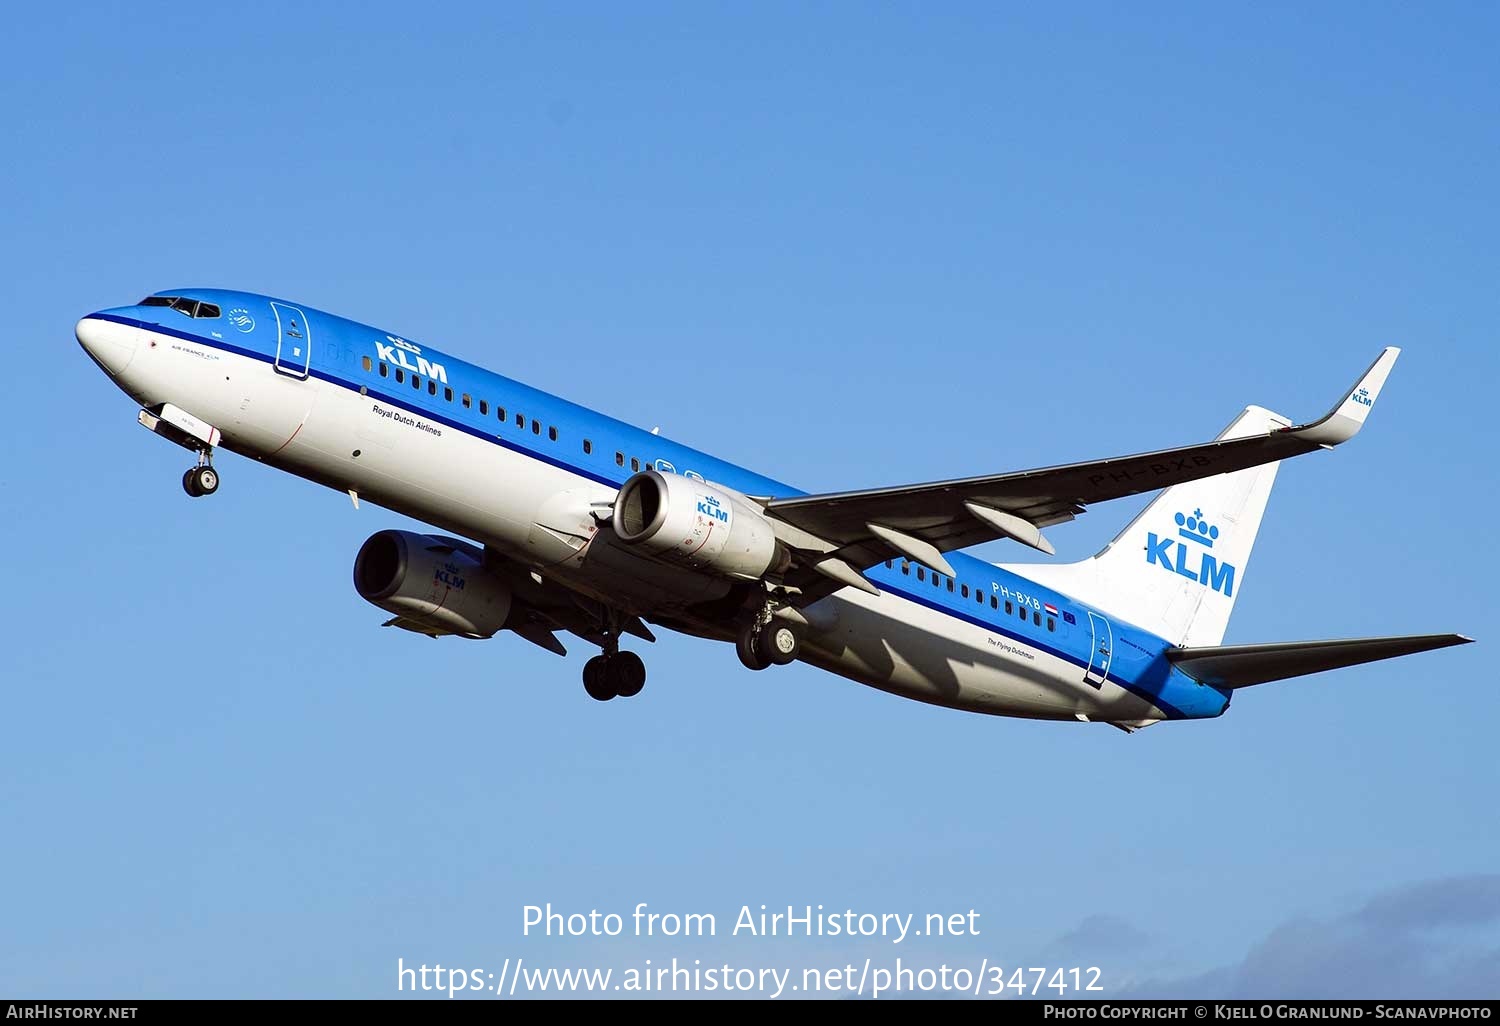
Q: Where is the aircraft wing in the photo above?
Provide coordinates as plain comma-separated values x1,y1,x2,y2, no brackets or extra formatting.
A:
765,348,1398,583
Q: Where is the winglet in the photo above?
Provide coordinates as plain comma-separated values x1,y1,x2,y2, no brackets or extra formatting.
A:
1291,347,1400,446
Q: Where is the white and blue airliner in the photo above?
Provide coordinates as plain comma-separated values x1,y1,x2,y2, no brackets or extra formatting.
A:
76,291,1470,729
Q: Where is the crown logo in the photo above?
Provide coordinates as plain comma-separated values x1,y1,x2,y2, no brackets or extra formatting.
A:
1175,509,1220,548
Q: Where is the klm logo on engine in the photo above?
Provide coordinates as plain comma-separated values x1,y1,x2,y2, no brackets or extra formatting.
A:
696,494,729,524
435,563,466,591
1144,508,1236,596
374,335,448,384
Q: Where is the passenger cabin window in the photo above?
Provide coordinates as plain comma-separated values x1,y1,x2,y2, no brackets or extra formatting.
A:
961,584,969,598
615,452,625,467
497,407,506,422
1005,600,1013,614
479,400,488,416
946,578,954,593
901,561,910,575
533,420,542,436
548,426,558,441
395,368,405,384
463,393,472,409
379,363,388,378
516,413,524,428
1033,610,1042,626
362,356,372,372
1047,617,1056,632
428,380,437,395
917,567,925,582
583,439,593,455
991,595,998,609
630,457,640,471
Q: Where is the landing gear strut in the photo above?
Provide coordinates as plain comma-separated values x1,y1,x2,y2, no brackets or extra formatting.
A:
182,451,219,498
581,616,648,701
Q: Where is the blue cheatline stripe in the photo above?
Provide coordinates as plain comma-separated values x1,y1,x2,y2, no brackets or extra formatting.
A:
95,313,626,490
101,313,1187,719
874,580,1184,719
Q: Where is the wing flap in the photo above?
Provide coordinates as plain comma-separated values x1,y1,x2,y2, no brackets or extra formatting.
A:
1166,633,1472,689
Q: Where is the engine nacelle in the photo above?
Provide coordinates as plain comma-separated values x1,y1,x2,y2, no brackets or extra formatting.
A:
612,470,788,579
353,530,512,638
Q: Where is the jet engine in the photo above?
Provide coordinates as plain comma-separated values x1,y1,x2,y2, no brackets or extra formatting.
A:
353,530,512,638
612,470,789,579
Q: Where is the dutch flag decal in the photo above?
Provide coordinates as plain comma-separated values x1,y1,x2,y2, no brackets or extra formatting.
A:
1044,603,1058,616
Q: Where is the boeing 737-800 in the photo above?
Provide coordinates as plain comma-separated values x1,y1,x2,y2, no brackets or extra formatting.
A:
75,290,1470,730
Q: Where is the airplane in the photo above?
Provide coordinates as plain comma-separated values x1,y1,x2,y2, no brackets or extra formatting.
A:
75,290,1471,730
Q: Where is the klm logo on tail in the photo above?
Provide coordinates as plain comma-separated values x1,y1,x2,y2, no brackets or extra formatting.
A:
1353,387,1373,407
1145,509,1236,596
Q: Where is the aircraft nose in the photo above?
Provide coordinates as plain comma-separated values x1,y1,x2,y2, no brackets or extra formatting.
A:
76,316,138,376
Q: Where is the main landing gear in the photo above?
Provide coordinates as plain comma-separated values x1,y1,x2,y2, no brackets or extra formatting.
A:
582,650,647,702
182,451,219,497
582,616,647,702
736,616,800,672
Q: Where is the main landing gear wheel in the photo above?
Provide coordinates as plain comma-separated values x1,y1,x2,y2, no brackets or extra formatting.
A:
608,651,647,698
582,651,647,701
756,623,800,666
583,656,613,701
737,627,771,671
182,464,218,497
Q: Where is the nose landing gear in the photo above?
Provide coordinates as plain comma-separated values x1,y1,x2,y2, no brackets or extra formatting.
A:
136,403,224,499
182,453,219,497
183,461,219,497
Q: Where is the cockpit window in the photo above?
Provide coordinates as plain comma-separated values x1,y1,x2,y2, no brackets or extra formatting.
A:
139,296,219,318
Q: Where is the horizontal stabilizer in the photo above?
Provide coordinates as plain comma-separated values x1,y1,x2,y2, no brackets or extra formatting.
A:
1167,634,1472,689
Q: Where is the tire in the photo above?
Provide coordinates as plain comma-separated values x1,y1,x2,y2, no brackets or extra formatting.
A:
609,651,646,698
756,623,799,666
182,468,202,497
736,628,770,671
195,466,219,495
583,655,614,701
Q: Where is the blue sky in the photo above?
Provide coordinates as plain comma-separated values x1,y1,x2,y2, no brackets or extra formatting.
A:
3,1,1496,999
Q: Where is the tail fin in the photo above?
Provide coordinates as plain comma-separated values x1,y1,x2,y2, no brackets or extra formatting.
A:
1001,406,1290,647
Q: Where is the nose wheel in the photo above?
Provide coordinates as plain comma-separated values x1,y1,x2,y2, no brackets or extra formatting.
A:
182,464,219,497
182,450,219,498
